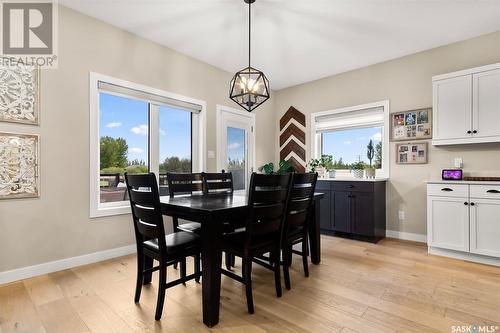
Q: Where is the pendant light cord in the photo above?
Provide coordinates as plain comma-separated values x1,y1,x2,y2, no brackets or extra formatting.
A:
248,0,251,70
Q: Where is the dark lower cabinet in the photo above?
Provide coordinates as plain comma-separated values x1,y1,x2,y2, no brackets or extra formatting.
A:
318,180,386,243
332,191,351,233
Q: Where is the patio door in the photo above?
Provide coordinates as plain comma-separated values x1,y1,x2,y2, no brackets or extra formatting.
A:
217,106,255,190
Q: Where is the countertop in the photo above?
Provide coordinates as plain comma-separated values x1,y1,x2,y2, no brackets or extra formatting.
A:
317,177,388,182
427,180,500,186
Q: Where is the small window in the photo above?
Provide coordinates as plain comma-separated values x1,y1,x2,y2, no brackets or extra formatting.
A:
313,102,389,178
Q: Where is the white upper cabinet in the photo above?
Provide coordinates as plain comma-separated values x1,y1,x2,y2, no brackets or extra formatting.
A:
433,75,472,142
432,63,500,145
473,68,500,140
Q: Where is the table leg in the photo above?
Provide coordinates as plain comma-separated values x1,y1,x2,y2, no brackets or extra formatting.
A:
309,200,321,264
201,214,222,327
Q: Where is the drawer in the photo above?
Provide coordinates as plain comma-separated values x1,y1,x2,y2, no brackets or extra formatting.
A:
316,180,331,191
470,185,500,199
332,182,374,193
427,184,468,197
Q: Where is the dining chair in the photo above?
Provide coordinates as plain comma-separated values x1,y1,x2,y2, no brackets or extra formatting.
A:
282,172,318,290
166,172,204,234
221,173,292,314
202,171,234,195
202,171,237,269
124,172,201,321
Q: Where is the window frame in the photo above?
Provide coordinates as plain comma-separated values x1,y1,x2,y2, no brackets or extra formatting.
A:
310,100,390,179
89,72,206,218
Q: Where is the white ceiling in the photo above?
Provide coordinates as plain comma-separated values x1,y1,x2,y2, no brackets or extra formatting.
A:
61,0,500,90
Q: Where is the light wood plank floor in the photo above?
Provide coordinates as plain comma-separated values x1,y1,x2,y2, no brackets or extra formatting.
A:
1,236,500,333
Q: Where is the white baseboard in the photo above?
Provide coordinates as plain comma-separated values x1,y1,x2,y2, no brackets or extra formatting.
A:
386,230,427,243
0,244,136,285
428,246,500,267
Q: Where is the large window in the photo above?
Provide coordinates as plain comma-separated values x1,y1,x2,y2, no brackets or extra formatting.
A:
312,101,389,178
90,73,205,217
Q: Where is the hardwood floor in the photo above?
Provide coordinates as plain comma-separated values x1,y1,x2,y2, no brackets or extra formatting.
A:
1,236,499,332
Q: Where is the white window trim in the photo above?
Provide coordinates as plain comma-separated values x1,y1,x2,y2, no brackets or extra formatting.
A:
310,100,390,178
89,72,206,218
215,104,256,173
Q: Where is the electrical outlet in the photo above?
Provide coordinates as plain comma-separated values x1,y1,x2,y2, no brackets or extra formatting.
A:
207,150,215,159
454,157,463,168
398,210,405,221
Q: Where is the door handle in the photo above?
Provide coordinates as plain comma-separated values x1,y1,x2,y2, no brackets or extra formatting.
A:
441,188,453,192
467,130,472,134
464,202,469,205
470,202,475,206
486,189,500,194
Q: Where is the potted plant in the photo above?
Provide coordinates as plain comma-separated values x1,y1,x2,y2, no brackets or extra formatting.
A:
258,160,296,175
365,139,376,179
350,161,366,179
307,155,331,178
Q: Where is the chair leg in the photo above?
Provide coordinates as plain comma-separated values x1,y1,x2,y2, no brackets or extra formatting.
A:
155,264,167,321
273,247,282,297
286,244,293,266
302,236,309,278
283,246,291,290
143,255,153,285
225,252,232,270
134,252,144,302
180,258,187,285
194,254,201,283
243,255,254,314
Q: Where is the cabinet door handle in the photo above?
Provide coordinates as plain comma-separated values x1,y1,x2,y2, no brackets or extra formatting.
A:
347,185,354,188
470,202,475,206
473,130,478,134
441,188,453,192
486,189,500,194
467,130,472,134
464,202,469,205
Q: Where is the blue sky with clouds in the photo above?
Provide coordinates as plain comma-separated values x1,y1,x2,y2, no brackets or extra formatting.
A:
322,127,382,164
99,93,192,164
227,127,245,162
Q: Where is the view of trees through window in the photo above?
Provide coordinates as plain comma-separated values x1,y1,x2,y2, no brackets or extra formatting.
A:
321,126,382,170
99,92,192,202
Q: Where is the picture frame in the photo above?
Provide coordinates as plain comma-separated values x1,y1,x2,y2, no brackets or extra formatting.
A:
0,59,40,125
391,108,431,141
396,142,428,164
0,132,40,199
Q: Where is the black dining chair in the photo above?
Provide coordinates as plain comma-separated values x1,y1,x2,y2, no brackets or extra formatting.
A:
202,171,234,195
202,171,238,269
282,172,318,290
124,172,201,321
221,173,292,314
166,173,204,234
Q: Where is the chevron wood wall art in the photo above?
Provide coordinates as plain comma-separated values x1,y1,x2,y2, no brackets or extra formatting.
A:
279,106,306,173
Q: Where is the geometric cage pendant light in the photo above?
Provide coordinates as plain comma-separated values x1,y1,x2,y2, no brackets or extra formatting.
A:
229,0,270,112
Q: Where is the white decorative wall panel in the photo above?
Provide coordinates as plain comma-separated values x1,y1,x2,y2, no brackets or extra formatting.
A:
0,61,39,124
0,133,39,199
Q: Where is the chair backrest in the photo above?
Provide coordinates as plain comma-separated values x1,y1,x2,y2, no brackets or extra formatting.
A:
166,173,203,197
245,173,292,244
202,172,234,195
284,172,318,234
124,172,167,253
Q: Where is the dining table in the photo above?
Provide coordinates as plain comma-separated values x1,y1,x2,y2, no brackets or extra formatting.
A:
158,191,324,327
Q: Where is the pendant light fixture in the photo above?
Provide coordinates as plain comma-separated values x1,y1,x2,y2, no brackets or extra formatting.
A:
229,0,270,112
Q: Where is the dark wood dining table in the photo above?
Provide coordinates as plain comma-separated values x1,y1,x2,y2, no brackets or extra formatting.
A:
158,191,324,327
